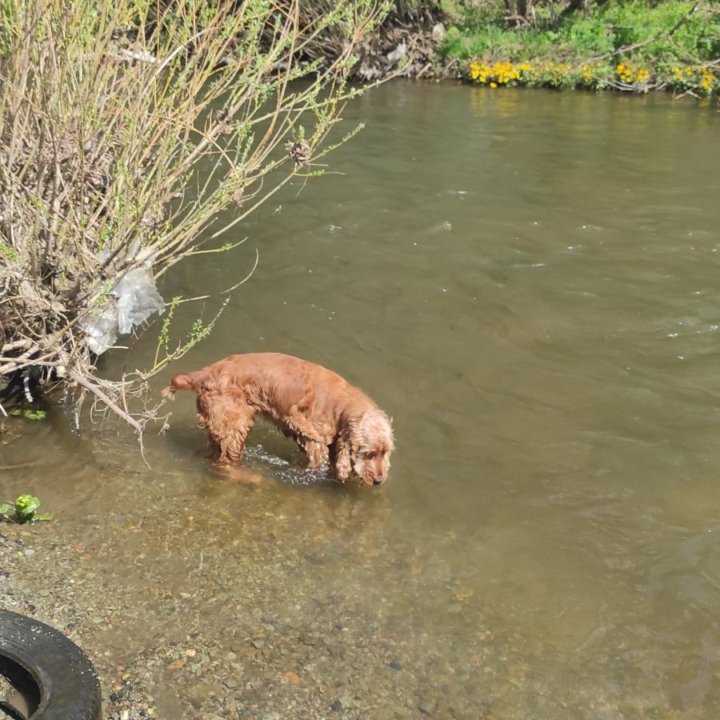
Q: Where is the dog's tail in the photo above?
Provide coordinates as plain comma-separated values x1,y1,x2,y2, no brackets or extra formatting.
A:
161,372,197,400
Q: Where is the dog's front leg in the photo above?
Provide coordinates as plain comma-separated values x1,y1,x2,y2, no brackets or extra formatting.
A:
331,437,353,482
302,440,329,469
285,406,326,443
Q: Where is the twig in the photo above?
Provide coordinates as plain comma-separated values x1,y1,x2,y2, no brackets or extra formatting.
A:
0,460,41,470
68,371,143,433
220,248,259,295
0,339,34,353
107,48,157,64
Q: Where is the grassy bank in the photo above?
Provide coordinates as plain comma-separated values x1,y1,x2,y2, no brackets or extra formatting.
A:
438,0,720,96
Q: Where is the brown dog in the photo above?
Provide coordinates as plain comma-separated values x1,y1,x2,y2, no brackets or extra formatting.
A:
164,353,394,486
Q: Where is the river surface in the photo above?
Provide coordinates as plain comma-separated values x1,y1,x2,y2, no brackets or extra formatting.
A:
3,83,720,718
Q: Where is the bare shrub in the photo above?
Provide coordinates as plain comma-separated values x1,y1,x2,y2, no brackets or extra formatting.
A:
0,0,385,433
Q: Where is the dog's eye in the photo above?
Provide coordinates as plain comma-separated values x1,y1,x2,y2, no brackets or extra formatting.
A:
362,451,377,459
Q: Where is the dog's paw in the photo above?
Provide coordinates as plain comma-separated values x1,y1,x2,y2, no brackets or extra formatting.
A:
212,463,263,487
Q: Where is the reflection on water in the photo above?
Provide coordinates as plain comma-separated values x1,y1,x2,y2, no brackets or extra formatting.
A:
3,84,720,717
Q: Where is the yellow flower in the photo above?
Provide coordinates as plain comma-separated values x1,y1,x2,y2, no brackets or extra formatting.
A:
489,82,497,88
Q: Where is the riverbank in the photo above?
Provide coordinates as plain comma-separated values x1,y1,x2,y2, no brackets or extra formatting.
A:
0,473,492,720
373,0,719,98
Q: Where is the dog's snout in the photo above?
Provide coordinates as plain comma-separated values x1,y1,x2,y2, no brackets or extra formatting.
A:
373,476,385,486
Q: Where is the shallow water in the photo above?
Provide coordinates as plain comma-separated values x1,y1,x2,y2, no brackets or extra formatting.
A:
3,84,720,718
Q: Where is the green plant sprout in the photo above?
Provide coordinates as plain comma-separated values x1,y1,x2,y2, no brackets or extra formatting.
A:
0,495,53,524
9,408,47,421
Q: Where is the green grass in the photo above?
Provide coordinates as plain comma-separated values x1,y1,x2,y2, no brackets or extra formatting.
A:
442,0,720,95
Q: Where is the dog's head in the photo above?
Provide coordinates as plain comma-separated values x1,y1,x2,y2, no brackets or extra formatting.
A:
351,409,394,487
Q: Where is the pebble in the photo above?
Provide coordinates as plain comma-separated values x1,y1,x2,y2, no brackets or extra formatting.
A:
418,697,437,715
283,671,301,686
184,682,214,708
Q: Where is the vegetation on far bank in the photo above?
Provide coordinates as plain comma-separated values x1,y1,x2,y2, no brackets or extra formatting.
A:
436,0,720,95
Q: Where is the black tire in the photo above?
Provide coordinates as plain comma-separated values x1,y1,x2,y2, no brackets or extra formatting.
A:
0,609,102,720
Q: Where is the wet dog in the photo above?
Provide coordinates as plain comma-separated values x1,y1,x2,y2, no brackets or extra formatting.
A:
164,353,394,486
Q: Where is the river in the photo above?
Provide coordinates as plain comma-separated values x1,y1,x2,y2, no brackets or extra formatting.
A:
3,82,720,719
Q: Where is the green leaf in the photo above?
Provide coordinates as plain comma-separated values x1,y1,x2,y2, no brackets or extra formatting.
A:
32,512,54,523
0,504,11,514
23,409,47,421
8,408,47,420
14,495,41,517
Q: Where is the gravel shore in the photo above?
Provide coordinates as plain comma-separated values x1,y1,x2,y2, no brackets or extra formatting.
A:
0,466,497,720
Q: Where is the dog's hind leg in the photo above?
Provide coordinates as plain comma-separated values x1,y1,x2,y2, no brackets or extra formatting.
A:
199,395,256,466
